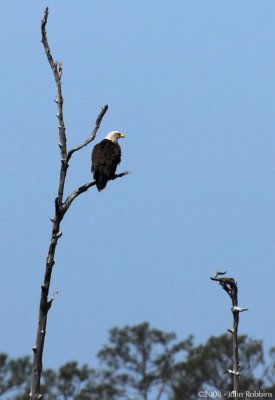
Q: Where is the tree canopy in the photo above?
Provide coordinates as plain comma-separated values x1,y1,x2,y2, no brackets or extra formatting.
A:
1,323,274,400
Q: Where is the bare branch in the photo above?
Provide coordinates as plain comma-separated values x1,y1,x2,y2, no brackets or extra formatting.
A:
47,291,59,309
213,270,227,279
41,7,67,161
62,171,131,213
63,181,97,211
67,105,109,161
41,7,68,209
232,306,248,313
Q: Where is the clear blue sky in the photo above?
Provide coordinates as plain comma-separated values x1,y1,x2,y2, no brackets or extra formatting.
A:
1,0,275,370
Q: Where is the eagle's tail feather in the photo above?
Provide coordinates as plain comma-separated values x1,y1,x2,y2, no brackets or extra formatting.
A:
95,174,108,191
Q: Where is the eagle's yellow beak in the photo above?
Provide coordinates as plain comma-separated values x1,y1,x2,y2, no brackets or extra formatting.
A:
118,132,125,138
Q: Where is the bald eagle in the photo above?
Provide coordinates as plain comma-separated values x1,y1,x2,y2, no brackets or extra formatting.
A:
92,131,125,191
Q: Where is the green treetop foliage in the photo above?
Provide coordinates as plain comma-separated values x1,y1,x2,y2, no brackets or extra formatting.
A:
1,323,274,400
97,322,193,399
172,334,267,399
0,354,31,398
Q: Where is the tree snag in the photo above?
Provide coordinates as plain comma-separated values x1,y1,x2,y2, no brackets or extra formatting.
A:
30,8,129,399
211,271,248,399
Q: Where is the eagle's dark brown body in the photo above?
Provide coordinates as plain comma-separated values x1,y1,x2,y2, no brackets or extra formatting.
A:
92,139,121,191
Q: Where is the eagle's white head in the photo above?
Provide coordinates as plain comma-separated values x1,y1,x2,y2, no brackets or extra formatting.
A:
105,131,125,143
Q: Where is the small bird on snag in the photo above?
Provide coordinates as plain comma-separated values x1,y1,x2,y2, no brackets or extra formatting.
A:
91,130,125,191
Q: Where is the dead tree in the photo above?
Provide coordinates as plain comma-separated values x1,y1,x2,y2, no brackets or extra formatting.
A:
30,8,129,399
211,271,248,398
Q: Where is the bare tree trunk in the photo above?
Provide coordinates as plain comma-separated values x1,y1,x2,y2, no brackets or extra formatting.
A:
30,8,129,398
211,272,248,399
